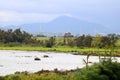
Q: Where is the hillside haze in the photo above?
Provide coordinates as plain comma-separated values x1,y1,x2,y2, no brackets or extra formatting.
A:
3,16,110,35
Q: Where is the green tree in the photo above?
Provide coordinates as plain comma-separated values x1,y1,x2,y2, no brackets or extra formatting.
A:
91,34,102,48
0,29,5,42
101,36,111,47
83,35,92,47
46,37,55,47
67,38,75,47
75,35,85,47
107,34,119,47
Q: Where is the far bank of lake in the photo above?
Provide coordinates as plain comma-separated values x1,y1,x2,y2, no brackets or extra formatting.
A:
0,46,120,56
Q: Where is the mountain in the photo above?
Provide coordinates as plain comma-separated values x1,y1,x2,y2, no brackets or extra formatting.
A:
2,16,112,35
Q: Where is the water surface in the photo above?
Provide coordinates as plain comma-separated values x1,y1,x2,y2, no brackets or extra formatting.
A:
0,50,119,76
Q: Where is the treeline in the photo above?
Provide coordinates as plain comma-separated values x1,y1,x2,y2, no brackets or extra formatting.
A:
0,28,120,48
43,34,120,48
75,34,120,48
0,29,39,46
0,29,31,43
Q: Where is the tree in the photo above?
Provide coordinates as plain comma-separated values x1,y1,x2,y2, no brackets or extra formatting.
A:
91,34,102,48
75,35,85,47
67,38,75,47
0,28,32,44
46,37,55,47
83,35,92,47
115,39,120,47
63,32,73,46
107,34,119,47
13,28,23,42
101,36,111,47
0,29,5,42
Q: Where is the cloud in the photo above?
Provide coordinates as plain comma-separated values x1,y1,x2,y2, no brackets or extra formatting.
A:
0,11,73,25
0,11,21,22
0,0,120,27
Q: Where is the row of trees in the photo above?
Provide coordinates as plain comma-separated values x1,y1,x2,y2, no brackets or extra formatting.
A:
75,34,120,48
45,34,120,48
0,28,120,48
0,29,32,44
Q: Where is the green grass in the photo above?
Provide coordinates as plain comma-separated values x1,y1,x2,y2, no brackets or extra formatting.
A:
1,72,74,80
36,37,50,40
0,46,120,56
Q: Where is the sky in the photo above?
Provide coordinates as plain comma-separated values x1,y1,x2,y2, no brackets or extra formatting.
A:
0,0,120,28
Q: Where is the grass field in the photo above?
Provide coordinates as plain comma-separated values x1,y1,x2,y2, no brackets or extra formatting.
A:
0,46,120,56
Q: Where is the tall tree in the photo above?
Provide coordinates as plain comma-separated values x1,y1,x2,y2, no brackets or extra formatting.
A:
75,35,85,47
83,35,92,47
91,34,102,48
107,34,119,47
46,37,55,47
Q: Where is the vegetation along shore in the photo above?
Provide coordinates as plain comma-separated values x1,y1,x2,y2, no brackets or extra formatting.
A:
0,29,120,56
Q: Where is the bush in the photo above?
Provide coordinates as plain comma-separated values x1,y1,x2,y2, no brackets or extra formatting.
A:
0,76,5,80
4,42,22,47
5,75,22,80
74,61,120,80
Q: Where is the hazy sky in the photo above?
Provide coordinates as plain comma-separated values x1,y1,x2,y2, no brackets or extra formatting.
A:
0,0,120,27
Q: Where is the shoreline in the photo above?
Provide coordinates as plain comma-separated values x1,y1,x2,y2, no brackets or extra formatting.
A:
0,46,120,56
14,69,77,75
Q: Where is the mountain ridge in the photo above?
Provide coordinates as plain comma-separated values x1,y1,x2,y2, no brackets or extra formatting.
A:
1,16,112,36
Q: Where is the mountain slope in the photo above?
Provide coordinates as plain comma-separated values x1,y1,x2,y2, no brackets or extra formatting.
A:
3,16,111,35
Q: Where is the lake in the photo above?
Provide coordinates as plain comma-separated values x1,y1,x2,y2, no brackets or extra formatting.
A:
0,50,119,76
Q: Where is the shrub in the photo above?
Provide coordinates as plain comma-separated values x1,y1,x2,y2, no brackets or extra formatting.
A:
74,61,120,80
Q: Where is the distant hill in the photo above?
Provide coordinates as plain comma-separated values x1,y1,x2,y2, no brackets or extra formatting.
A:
2,16,112,36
